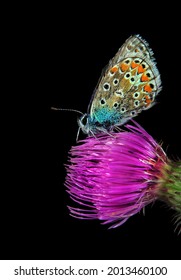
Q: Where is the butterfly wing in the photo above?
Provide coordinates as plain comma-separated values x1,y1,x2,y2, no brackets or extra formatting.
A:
109,34,155,65
88,34,162,129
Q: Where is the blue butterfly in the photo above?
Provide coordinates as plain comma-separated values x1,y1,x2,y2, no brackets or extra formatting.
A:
54,35,161,138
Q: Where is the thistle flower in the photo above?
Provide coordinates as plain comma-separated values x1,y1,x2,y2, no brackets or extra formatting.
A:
65,122,181,231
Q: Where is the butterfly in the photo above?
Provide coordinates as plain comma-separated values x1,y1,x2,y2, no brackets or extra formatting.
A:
77,34,162,136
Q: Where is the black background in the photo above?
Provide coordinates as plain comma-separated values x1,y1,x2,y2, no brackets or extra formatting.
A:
2,6,181,260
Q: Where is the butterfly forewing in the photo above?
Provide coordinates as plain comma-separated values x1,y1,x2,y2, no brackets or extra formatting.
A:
89,35,161,130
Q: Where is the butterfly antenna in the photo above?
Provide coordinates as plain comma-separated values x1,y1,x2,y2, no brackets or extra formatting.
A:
51,107,84,115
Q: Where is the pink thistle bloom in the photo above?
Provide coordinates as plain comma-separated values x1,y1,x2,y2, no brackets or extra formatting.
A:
65,122,181,231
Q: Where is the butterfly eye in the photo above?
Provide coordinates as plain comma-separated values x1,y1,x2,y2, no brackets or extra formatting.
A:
80,115,87,126
134,100,140,107
113,79,119,86
120,107,126,113
100,98,106,105
133,92,140,99
103,83,110,91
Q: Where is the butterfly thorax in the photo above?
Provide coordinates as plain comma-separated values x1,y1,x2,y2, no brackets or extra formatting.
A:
78,107,122,135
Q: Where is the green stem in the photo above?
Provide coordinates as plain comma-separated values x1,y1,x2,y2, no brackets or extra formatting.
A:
157,161,181,212
157,161,181,233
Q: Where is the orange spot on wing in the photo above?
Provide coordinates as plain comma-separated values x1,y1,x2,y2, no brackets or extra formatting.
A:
138,65,146,74
141,74,149,82
145,95,152,106
131,61,139,69
110,66,118,74
144,84,152,93
120,63,129,72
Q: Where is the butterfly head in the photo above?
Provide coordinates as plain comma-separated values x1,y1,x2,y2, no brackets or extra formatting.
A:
78,113,90,135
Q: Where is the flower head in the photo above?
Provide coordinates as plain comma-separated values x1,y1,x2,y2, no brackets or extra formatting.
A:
65,122,181,231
